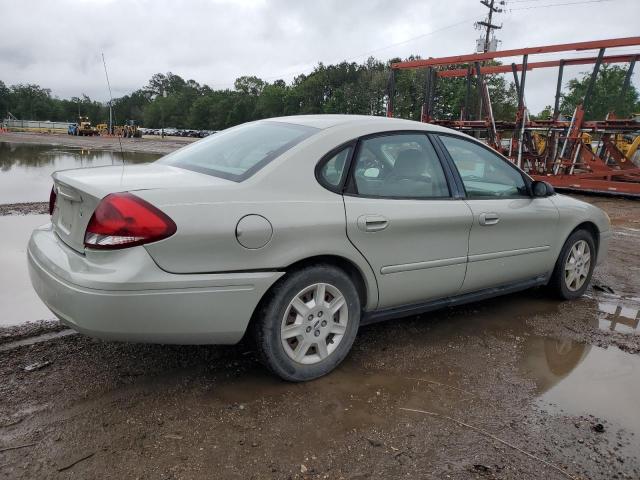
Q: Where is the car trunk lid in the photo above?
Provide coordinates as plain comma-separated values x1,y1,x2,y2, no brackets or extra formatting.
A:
51,164,232,253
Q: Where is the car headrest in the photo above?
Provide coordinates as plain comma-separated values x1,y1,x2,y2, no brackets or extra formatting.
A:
393,149,426,178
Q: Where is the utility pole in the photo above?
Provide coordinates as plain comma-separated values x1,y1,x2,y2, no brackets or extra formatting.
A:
474,1,503,126
477,0,503,54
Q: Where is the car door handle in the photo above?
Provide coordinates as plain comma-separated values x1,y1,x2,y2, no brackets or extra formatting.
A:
357,215,389,232
479,212,500,226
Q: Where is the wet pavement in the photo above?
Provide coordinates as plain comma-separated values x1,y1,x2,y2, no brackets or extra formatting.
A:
1,289,639,479
0,142,160,203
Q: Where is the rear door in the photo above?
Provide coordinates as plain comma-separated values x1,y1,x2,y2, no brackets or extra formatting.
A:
341,132,473,309
435,134,559,293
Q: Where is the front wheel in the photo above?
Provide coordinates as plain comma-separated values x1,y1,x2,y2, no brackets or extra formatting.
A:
252,265,361,382
549,229,596,300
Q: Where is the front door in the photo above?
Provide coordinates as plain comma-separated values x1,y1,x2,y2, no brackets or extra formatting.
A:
436,134,560,293
343,132,473,309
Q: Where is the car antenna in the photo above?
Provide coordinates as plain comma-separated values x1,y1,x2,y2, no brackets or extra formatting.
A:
101,52,126,178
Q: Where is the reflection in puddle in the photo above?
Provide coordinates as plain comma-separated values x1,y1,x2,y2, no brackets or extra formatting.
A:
0,142,160,203
521,335,640,454
598,299,640,334
597,294,640,335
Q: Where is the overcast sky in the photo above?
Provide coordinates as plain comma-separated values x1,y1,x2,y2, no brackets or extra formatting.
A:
1,0,638,113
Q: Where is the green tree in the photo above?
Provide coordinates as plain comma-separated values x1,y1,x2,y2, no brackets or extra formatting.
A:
560,65,640,120
234,76,266,96
0,80,10,117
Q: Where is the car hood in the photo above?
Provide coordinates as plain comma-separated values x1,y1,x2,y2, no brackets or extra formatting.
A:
52,163,231,199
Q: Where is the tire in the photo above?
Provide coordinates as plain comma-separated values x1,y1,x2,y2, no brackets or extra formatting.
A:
252,264,361,382
549,229,596,300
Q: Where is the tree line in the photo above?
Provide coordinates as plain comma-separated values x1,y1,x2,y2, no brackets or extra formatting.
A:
1,56,637,130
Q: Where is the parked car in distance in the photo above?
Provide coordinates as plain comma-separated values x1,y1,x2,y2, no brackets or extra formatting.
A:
28,115,611,381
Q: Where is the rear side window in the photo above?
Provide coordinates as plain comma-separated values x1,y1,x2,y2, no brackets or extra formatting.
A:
439,135,528,198
351,134,450,198
158,121,318,181
319,146,352,189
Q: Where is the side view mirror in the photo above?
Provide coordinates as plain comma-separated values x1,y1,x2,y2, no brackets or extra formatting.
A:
532,180,555,197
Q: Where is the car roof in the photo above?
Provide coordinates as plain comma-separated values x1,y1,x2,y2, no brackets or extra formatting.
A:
267,114,453,133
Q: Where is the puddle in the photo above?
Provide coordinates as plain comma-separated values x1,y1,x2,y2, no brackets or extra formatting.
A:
208,363,467,435
537,344,640,432
521,336,640,454
201,296,640,454
0,215,53,326
0,142,160,203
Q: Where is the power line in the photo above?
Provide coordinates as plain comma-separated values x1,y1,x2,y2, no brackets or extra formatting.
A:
507,0,614,11
207,15,483,89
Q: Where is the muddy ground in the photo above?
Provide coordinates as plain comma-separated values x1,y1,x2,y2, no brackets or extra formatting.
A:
0,131,195,156
1,196,639,479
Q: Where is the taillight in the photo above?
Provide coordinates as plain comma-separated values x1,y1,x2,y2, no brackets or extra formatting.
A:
84,193,177,250
49,186,57,215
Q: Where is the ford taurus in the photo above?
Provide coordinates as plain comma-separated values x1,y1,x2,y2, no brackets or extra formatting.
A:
28,115,611,381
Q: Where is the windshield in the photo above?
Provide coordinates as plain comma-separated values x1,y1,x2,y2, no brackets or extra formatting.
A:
157,121,318,181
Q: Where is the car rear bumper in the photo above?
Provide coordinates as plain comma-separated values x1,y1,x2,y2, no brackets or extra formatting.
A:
28,224,283,344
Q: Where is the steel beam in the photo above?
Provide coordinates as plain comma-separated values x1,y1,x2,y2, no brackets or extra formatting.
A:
553,60,566,120
583,48,606,110
391,36,640,70
437,54,639,78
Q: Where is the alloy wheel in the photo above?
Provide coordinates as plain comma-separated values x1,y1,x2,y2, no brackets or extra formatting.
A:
280,283,349,365
564,239,591,291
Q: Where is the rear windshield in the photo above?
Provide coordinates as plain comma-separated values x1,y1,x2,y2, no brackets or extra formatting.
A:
157,121,318,181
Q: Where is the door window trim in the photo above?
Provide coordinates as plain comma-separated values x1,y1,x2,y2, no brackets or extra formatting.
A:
341,130,459,201
432,133,534,200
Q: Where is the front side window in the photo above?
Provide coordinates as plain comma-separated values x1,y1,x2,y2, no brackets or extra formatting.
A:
439,135,528,198
158,121,318,181
351,134,450,198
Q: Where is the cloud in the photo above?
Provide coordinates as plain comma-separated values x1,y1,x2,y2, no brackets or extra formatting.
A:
1,0,638,113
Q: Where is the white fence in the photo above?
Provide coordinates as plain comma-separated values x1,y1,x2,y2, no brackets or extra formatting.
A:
2,119,73,132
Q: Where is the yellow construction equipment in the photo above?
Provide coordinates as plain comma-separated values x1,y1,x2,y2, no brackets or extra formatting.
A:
74,116,98,136
94,121,141,138
614,134,640,165
531,131,592,156
122,120,141,138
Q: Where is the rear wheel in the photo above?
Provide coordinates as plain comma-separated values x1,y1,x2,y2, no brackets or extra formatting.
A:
252,264,360,381
549,229,596,300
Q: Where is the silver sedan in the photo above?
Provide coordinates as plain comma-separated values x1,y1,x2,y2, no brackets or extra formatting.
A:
28,115,611,381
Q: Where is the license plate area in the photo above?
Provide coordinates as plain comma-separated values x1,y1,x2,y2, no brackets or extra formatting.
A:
56,197,77,234
52,183,84,240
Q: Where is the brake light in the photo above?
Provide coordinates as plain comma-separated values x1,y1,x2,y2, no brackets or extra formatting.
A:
49,186,57,215
84,193,177,249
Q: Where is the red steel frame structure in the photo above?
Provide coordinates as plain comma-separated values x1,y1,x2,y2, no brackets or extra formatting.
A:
386,37,640,196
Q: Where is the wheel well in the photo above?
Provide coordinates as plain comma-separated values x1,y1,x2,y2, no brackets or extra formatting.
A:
283,255,368,308
571,221,600,252
243,255,369,343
